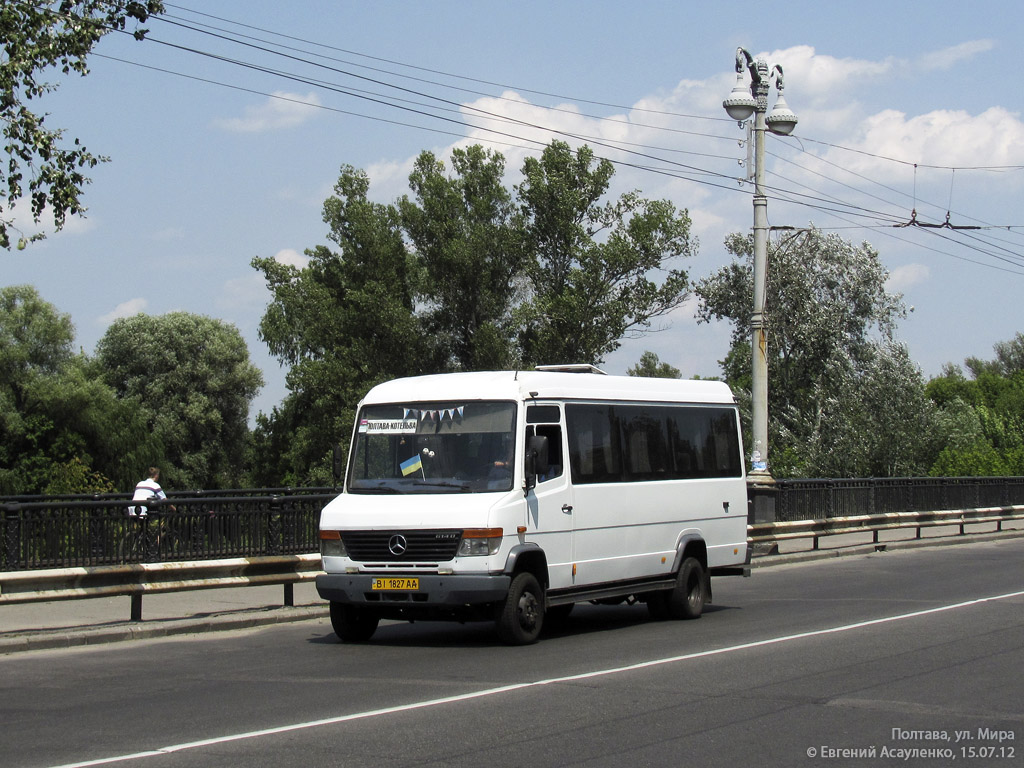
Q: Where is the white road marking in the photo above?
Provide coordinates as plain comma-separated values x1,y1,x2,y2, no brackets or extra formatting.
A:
49,589,1024,768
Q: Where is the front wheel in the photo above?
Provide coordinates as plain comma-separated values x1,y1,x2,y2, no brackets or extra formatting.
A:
329,602,379,642
495,572,544,645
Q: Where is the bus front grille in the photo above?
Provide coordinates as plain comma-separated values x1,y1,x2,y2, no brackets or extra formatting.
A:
340,529,462,562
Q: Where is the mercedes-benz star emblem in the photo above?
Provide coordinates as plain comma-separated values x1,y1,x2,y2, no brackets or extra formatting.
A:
388,534,408,557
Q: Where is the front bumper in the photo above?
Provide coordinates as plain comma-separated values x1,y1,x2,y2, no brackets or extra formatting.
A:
316,572,511,607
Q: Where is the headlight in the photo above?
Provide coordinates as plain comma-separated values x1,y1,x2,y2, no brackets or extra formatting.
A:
319,529,347,557
458,528,502,556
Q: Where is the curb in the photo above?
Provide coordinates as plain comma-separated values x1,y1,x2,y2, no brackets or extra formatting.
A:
751,527,1024,568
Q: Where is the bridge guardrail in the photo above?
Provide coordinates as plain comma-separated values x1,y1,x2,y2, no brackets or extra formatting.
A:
0,553,322,621
3,504,1022,624
749,504,1024,551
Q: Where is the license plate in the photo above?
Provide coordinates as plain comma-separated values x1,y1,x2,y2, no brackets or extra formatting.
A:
371,577,419,591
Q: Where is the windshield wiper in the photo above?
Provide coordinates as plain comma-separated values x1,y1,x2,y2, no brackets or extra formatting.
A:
350,484,403,494
412,480,472,491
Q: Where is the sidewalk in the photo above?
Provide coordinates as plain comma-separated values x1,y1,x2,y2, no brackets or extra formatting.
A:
0,582,329,655
2,523,1021,655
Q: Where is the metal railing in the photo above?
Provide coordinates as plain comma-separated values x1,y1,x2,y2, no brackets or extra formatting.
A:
3,479,1023,622
774,476,1024,522
1,493,336,572
0,487,337,504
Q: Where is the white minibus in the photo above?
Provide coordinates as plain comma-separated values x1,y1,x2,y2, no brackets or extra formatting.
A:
316,366,751,644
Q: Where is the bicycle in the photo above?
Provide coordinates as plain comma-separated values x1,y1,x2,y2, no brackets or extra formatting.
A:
117,509,185,563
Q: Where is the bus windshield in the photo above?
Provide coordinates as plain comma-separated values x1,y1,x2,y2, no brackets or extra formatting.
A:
347,401,517,494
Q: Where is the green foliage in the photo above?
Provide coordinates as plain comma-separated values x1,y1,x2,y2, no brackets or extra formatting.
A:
929,442,1024,477
44,456,116,495
94,312,263,489
516,142,693,365
627,351,682,379
0,285,155,493
1,1,163,248
964,332,1024,378
695,228,940,477
399,146,525,370
773,342,943,478
926,337,1024,476
253,142,695,484
252,165,432,483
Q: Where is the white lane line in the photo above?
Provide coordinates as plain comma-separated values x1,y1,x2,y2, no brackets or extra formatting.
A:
49,589,1024,768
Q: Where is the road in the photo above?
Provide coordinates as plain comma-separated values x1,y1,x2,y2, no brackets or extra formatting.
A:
3,538,1022,768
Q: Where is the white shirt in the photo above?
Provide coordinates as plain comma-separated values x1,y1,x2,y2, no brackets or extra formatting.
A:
130,478,166,516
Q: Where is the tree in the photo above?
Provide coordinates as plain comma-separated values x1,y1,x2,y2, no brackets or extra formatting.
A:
94,312,263,489
252,165,430,484
1,1,163,249
964,332,1024,378
695,227,938,477
926,336,1024,476
516,141,694,366
627,351,681,379
0,285,154,493
399,146,526,370
253,143,698,484
776,342,943,477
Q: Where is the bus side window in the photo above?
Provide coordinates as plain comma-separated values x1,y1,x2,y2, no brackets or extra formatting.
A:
527,424,563,482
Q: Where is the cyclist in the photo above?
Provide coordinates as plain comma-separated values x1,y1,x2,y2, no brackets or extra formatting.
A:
129,467,175,517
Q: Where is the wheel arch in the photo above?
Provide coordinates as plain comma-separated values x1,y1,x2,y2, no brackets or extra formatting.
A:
672,532,708,572
503,543,549,591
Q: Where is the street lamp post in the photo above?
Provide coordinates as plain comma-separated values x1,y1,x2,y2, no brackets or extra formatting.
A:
723,47,797,486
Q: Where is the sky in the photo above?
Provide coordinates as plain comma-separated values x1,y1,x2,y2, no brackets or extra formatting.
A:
5,0,1024,423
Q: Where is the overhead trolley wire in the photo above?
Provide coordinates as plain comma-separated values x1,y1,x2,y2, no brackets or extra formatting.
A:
19,0,1022,274
161,2,733,124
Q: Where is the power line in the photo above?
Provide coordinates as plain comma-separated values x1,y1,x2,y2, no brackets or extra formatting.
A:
25,0,1023,275
161,2,732,124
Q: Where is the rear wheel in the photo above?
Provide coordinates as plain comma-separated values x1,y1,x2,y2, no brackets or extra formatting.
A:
648,556,707,620
329,602,379,642
666,557,706,620
495,572,544,645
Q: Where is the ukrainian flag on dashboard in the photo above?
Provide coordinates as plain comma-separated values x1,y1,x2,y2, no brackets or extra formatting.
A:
400,454,423,476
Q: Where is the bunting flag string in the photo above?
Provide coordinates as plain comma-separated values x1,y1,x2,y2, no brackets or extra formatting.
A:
401,406,467,426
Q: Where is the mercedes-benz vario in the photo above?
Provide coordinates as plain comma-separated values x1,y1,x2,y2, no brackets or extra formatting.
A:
316,366,751,644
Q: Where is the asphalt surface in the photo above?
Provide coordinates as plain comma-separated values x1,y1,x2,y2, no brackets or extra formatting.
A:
1,523,1021,655
3,532,1022,768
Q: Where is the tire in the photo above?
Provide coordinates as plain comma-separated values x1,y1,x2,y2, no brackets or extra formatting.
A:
495,572,544,645
329,601,379,642
665,557,706,620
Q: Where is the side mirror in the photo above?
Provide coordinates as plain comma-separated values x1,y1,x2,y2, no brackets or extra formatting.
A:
524,434,550,491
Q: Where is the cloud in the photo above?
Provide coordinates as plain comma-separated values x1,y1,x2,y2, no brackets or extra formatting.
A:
917,40,995,72
97,298,147,325
763,45,894,104
215,91,322,133
820,106,1024,183
886,264,930,292
273,248,310,269
8,201,98,241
